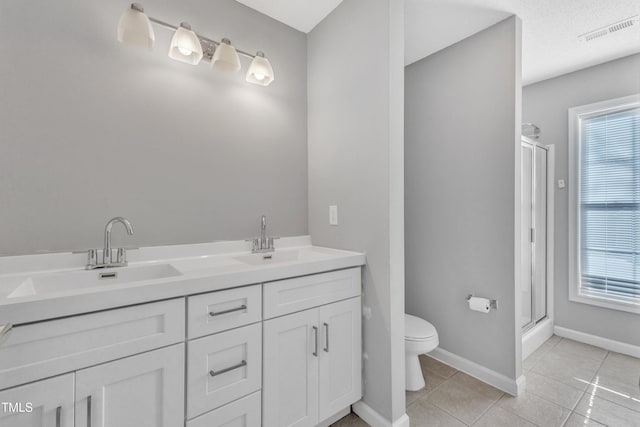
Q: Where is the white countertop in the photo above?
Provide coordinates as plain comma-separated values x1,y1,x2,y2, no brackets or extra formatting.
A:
0,236,365,325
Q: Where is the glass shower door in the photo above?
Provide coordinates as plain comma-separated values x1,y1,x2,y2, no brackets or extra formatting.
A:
521,143,534,329
521,139,548,331
533,146,547,323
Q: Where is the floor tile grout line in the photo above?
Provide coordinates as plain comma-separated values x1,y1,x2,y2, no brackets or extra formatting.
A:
590,349,640,414
425,374,505,427
467,394,509,427
422,376,474,426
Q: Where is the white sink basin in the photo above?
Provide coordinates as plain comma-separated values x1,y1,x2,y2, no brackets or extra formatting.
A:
7,263,182,298
234,250,301,266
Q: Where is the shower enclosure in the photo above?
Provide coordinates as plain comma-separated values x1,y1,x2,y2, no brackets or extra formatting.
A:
521,136,553,333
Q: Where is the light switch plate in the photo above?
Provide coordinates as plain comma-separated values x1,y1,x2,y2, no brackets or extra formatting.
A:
558,179,566,189
329,205,338,226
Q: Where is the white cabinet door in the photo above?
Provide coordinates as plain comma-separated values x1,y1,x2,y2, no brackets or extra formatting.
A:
263,309,319,427
318,297,362,421
74,344,184,427
0,374,74,427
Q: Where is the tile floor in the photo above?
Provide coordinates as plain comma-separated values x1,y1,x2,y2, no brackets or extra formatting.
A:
332,335,640,426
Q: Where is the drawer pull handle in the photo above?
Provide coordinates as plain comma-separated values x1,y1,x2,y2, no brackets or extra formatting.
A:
312,326,318,357
209,360,247,377
55,406,61,427
87,396,92,427
324,322,329,352
209,305,247,317
0,323,12,345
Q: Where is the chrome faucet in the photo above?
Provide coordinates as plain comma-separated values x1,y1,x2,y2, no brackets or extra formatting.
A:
86,217,134,269
260,215,267,249
249,215,277,253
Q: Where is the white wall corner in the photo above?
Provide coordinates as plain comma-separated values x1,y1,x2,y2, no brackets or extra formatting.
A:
353,401,409,427
554,326,640,358
430,348,521,396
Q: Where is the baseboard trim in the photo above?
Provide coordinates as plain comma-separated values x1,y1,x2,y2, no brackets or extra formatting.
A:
392,413,410,427
516,374,527,396
522,318,554,360
554,326,640,358
352,401,409,427
429,348,521,396
317,408,350,427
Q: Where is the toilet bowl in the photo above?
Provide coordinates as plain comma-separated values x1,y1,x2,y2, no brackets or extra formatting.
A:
405,314,439,391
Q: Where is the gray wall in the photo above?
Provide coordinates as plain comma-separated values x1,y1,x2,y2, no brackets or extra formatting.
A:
308,0,406,421
523,54,640,346
0,0,308,256
405,17,523,380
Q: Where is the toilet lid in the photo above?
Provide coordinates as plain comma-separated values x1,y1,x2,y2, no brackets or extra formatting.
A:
405,314,437,340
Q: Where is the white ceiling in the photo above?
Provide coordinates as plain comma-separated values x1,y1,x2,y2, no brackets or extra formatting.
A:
405,0,640,85
237,0,640,85
234,0,344,33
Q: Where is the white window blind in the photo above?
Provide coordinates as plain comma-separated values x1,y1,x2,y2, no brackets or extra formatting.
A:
580,106,640,301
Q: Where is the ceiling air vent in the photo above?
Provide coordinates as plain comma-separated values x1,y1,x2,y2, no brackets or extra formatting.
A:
579,15,639,42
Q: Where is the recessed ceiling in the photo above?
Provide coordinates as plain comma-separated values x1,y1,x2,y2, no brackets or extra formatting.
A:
234,0,344,33
237,0,640,85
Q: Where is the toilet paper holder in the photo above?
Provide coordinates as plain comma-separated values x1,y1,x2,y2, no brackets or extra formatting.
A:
467,294,498,310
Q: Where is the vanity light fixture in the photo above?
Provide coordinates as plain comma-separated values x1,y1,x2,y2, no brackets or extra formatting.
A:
117,3,275,86
246,52,275,86
117,3,155,50
168,22,203,65
211,39,241,72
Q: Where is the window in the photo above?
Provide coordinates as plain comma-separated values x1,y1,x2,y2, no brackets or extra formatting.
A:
569,94,640,313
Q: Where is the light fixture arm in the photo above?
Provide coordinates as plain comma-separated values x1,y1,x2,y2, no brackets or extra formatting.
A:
146,16,258,60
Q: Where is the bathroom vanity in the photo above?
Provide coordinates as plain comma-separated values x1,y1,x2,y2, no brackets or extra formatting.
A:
0,237,365,427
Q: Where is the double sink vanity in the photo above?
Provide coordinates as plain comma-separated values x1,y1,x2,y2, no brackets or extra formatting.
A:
0,232,365,427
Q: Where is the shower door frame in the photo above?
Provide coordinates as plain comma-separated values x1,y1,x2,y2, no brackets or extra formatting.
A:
521,137,555,333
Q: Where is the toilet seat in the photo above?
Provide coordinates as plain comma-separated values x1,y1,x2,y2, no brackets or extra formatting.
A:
405,314,437,342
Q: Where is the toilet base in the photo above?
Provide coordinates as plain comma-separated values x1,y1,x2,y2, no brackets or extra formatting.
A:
405,353,425,391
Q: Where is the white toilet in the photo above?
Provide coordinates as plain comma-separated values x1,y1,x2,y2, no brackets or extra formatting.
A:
405,314,439,391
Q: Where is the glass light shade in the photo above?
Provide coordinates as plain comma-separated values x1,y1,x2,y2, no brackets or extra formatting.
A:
211,39,241,72
168,23,203,65
117,4,155,50
246,52,274,86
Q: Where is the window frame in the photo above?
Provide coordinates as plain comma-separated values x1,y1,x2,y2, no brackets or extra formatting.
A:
568,94,640,314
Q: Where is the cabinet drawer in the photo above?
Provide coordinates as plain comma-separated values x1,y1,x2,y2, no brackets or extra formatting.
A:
187,323,262,418
187,391,261,427
188,285,261,339
0,298,184,390
263,268,361,319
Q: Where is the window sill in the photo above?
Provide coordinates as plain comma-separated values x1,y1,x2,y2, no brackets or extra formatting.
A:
570,291,640,315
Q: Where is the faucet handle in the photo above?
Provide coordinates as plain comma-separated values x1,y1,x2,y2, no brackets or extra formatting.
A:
116,248,127,265
266,237,281,250
86,249,98,269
